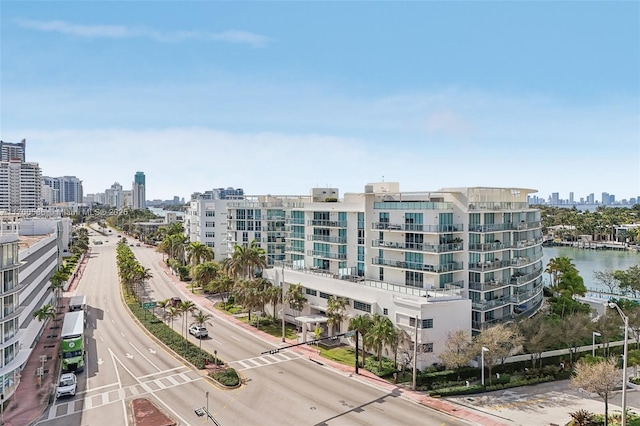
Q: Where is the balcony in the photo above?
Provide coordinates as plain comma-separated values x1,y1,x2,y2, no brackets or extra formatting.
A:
469,220,542,233
308,220,347,228
372,223,464,233
468,242,506,252
472,296,512,311
510,268,543,285
372,240,463,253
468,260,511,271
468,279,510,292
513,237,544,248
285,218,305,225
288,233,305,240
285,246,305,254
372,257,463,273
308,250,347,260
309,235,347,244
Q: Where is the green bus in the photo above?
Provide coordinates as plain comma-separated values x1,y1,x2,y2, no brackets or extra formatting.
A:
61,310,85,372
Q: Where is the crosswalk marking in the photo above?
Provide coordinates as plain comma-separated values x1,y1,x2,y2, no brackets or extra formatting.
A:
229,350,300,371
48,371,202,420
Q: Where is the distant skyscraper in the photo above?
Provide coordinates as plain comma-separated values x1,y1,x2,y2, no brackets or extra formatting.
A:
569,192,574,204
132,171,146,209
588,193,595,204
602,192,610,205
106,182,123,209
0,139,26,162
551,192,560,205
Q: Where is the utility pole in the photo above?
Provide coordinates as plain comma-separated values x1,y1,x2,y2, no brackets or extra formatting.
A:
281,263,286,343
412,316,418,391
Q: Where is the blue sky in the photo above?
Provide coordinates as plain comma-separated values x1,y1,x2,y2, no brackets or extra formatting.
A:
1,1,638,202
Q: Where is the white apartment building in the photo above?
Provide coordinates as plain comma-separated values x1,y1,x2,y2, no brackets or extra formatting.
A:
185,197,233,259
221,183,543,367
0,159,42,211
0,215,70,401
41,176,83,205
105,182,123,209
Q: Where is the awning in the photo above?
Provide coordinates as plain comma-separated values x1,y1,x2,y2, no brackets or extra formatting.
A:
295,314,328,324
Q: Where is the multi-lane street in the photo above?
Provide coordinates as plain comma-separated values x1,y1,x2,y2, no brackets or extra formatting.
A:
37,230,469,425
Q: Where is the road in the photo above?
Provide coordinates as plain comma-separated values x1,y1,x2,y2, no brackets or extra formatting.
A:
37,231,468,425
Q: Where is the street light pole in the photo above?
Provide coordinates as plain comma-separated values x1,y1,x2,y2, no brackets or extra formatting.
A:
609,302,628,426
481,347,489,386
592,331,601,357
281,263,286,343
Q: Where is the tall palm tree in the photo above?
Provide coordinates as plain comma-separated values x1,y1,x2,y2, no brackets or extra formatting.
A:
367,313,396,371
209,273,234,304
348,314,373,367
326,296,349,336
157,298,172,322
186,241,214,266
265,285,282,320
285,283,307,335
49,270,68,309
165,306,181,331
178,300,196,340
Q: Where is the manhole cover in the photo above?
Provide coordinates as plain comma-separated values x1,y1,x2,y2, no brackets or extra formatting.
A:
310,407,316,410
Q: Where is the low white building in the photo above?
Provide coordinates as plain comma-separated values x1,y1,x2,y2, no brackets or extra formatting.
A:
0,215,70,401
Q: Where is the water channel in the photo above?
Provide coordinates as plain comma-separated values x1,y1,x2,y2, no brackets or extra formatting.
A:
542,246,640,291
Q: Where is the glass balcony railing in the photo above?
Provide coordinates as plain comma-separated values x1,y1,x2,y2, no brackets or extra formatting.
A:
372,240,463,253
308,250,347,260
372,257,463,273
468,279,510,292
469,221,542,233
372,223,464,232
308,220,347,228
309,235,347,244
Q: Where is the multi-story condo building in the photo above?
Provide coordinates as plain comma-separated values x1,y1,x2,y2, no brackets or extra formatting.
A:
0,159,42,211
0,140,26,162
223,182,543,367
42,176,83,204
185,197,235,259
132,171,146,210
0,215,70,401
105,182,123,209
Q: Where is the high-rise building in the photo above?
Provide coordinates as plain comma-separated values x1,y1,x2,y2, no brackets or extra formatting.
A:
132,172,146,210
41,176,83,204
569,192,574,204
551,192,560,205
0,159,42,210
0,139,26,162
602,192,610,205
105,182,123,209
587,193,595,204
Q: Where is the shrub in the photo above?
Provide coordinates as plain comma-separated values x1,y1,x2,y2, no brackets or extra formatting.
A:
364,357,396,377
210,368,240,387
569,409,594,426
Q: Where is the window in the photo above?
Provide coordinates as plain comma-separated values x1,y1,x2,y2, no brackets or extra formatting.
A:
205,232,215,238
422,343,434,353
205,211,215,217
205,221,215,228
383,308,388,315
242,232,249,243
405,271,423,288
422,318,433,329
379,267,384,281
319,292,331,299
353,301,371,313
305,288,317,296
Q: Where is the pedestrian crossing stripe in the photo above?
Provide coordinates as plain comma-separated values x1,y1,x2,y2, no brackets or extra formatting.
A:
228,350,299,371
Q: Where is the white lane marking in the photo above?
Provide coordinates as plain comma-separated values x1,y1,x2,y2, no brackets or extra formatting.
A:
99,336,104,342
126,353,134,359
209,337,221,345
231,336,241,341
111,320,115,324
128,341,160,371
120,332,125,337
138,366,185,380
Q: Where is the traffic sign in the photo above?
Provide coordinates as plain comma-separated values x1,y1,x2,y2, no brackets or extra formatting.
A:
142,302,156,310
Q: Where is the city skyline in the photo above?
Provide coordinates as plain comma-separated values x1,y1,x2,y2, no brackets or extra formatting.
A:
1,2,638,200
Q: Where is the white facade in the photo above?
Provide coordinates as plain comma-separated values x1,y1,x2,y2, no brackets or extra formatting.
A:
184,198,232,260
0,159,42,211
105,182,123,209
225,183,543,366
0,215,66,401
41,176,83,204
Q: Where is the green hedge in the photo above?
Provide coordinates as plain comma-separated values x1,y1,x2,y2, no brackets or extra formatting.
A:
210,368,240,387
364,357,396,377
429,375,556,397
127,300,217,369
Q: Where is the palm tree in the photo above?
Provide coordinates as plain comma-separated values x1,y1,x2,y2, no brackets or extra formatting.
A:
186,241,214,266
326,296,349,336
178,300,196,340
265,285,282,320
367,314,396,371
49,270,68,310
209,274,234,304
348,314,373,367
157,298,172,322
192,309,213,350
33,304,56,326
285,283,307,334
165,306,181,331
191,261,219,292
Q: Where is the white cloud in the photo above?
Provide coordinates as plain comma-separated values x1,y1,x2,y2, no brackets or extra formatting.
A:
15,18,272,47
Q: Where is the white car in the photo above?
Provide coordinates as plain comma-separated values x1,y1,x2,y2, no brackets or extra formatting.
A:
56,373,77,398
189,325,208,338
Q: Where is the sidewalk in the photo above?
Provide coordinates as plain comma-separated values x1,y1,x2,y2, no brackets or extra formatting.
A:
4,251,89,426
3,299,66,426
157,259,509,426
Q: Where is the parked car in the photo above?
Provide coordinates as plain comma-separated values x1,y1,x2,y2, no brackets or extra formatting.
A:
170,297,182,307
189,325,208,338
56,373,77,398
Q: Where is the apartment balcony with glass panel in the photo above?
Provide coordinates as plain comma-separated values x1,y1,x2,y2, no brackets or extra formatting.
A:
468,279,510,292
510,267,543,285
372,257,463,273
510,251,543,267
285,246,305,254
372,240,462,253
471,296,512,311
309,235,347,244
469,220,542,233
308,219,347,228
468,259,512,272
286,217,305,225
308,250,347,260
288,232,305,240
372,223,464,233
468,242,507,252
